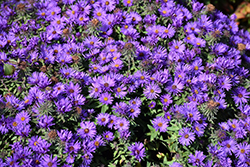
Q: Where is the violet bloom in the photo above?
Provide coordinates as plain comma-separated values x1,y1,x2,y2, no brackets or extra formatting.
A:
179,127,195,146
188,150,206,166
114,117,130,132
99,92,113,105
38,115,55,130
78,121,96,139
170,40,186,53
143,82,161,99
221,138,237,156
128,142,146,162
123,0,133,7
55,97,72,113
103,131,115,141
235,143,250,162
96,113,110,126
57,129,73,142
15,111,30,124
93,135,105,148
40,154,59,167
232,87,250,106
160,94,173,107
152,117,168,132
166,78,184,95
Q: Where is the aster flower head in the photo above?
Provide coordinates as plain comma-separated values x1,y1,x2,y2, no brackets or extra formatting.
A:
179,127,195,146
38,114,55,129
114,117,130,132
152,117,168,132
128,142,146,162
93,135,105,148
232,87,250,106
99,92,113,105
235,143,250,162
166,78,184,95
96,113,110,126
57,129,73,142
143,82,161,99
40,154,59,167
123,0,133,7
103,131,115,141
15,111,30,124
170,40,186,53
188,150,206,167
78,121,96,139
160,94,173,107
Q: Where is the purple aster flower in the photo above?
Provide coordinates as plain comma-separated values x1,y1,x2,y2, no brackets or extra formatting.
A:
28,136,43,152
114,117,130,132
0,115,10,134
65,140,81,154
107,115,118,129
70,93,86,106
37,115,55,130
93,135,105,148
114,84,127,98
66,154,75,164
143,82,161,99
100,74,116,91
149,101,156,109
15,111,30,124
188,150,206,166
103,131,115,141
127,105,141,118
160,94,173,107
170,162,183,167
212,43,229,55
66,81,81,96
55,97,72,113
235,143,250,162
94,8,107,21
220,138,237,156
170,40,186,53
56,52,72,65
78,121,96,139
60,67,76,79
193,123,205,137
232,87,250,106
89,82,102,98
99,92,113,105
57,129,73,142
96,113,110,126
40,154,59,167
123,0,133,7
166,78,184,94
101,0,116,12
128,142,146,162
162,24,175,38
179,127,195,146
152,117,168,132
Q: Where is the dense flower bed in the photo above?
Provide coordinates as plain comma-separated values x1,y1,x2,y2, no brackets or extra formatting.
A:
1,0,250,166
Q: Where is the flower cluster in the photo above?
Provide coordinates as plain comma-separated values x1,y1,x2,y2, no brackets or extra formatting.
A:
0,0,250,166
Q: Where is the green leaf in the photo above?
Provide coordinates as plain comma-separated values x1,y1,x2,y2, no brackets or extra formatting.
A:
4,64,15,76
167,125,180,131
101,104,109,113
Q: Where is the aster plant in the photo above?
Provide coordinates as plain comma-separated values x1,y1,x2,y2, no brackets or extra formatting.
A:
1,0,250,166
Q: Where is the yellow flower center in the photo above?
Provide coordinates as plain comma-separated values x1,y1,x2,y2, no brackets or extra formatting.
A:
97,12,102,16
158,122,163,127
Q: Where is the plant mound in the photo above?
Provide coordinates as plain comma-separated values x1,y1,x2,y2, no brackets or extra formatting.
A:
1,0,250,166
